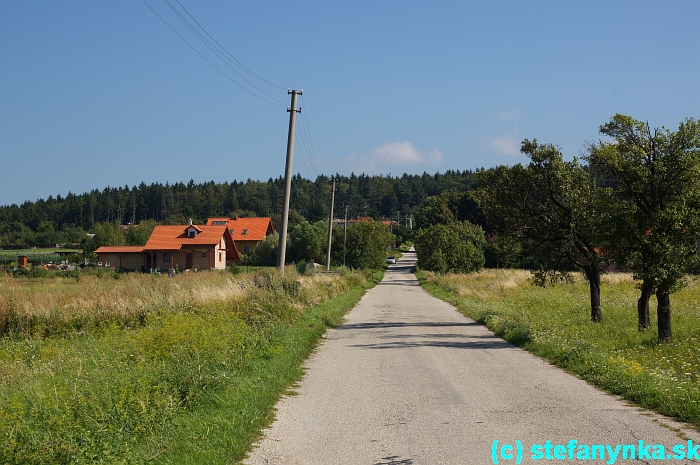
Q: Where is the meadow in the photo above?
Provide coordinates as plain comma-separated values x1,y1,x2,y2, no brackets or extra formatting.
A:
418,269,700,428
0,268,379,464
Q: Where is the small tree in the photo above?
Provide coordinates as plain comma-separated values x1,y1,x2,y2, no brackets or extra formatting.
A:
414,221,486,273
413,195,455,230
245,232,279,266
339,221,394,269
474,140,610,321
290,221,327,264
587,114,700,341
125,220,157,246
92,221,127,248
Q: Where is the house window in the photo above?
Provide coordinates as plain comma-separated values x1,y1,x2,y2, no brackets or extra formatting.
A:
188,230,195,238
242,229,248,235
229,229,234,234
219,252,222,261
163,253,171,262
202,252,207,258
212,221,227,226
243,245,250,254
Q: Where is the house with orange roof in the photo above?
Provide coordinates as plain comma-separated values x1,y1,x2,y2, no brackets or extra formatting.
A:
92,246,146,270
347,216,373,224
95,220,240,271
207,216,274,255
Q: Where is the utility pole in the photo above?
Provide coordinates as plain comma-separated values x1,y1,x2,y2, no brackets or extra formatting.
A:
325,178,336,271
277,89,302,276
343,204,348,267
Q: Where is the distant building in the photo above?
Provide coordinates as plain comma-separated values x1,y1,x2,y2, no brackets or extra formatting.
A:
95,220,240,271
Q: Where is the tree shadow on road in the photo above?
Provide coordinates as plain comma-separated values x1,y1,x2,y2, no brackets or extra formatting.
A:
374,455,413,465
376,279,420,286
338,321,477,330
350,337,513,350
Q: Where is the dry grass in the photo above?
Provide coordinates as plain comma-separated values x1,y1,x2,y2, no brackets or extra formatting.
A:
0,272,245,328
601,272,635,285
423,268,532,299
0,269,363,337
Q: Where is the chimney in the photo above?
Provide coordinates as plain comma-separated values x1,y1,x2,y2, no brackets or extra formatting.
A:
234,214,238,220
188,218,193,226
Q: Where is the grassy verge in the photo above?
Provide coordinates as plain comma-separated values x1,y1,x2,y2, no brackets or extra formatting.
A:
0,269,382,464
416,268,700,428
145,270,383,464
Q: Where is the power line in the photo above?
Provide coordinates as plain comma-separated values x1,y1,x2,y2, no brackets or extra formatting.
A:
295,108,319,178
300,94,322,177
174,0,286,90
162,0,287,105
293,122,312,178
142,0,286,107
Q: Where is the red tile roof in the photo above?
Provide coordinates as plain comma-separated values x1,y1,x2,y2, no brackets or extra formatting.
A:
206,217,274,242
348,216,373,224
95,246,145,253
144,225,230,251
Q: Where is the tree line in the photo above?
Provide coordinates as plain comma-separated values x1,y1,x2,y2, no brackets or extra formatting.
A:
0,171,475,248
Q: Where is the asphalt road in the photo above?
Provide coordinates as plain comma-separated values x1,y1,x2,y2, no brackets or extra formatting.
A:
245,250,699,464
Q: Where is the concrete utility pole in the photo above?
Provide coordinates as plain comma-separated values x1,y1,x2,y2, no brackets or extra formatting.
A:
325,178,336,271
343,204,348,267
277,89,302,276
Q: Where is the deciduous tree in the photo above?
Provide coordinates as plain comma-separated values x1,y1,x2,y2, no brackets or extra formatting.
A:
587,114,700,341
414,221,486,273
474,140,610,321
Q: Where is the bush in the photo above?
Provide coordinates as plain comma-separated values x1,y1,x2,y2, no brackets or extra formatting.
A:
332,221,394,269
414,221,486,273
244,232,279,266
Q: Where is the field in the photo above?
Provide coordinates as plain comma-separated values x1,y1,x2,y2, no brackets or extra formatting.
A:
0,249,80,267
418,269,700,428
0,268,379,464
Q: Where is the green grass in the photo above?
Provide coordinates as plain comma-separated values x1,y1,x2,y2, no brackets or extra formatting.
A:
0,269,382,464
416,269,700,428
144,271,383,464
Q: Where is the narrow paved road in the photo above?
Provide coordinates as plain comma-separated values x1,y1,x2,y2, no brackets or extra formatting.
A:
245,251,699,464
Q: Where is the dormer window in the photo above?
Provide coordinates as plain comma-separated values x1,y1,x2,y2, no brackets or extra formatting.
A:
186,225,198,238
229,229,234,235
212,220,227,226
242,229,248,235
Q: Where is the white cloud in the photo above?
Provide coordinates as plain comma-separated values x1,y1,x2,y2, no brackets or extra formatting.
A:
343,141,442,174
491,134,520,156
374,141,423,163
499,109,523,122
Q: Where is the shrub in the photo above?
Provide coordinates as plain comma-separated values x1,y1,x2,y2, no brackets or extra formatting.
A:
414,221,486,273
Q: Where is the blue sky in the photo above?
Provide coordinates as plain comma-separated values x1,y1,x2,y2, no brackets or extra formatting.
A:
1,1,699,206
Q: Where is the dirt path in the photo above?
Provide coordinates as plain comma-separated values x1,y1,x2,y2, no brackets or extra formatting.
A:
245,251,699,464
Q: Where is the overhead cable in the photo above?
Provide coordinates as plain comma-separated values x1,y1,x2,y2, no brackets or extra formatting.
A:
162,0,287,105
295,108,319,178
142,0,286,107
174,0,287,90
300,94,322,176
294,123,312,178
